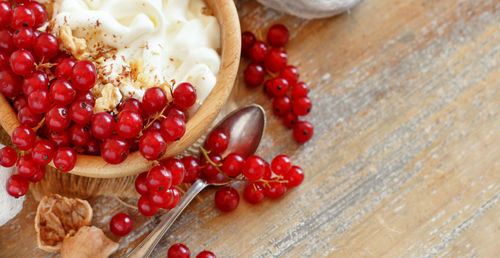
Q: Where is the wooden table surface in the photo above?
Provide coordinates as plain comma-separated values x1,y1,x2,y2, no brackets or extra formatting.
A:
1,0,500,257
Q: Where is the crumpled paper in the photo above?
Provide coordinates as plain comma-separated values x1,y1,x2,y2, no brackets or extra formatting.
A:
257,0,362,19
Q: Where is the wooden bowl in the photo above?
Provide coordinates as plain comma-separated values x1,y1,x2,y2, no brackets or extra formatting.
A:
0,0,241,178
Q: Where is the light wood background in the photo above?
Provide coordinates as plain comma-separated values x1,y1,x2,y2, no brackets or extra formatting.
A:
1,0,500,257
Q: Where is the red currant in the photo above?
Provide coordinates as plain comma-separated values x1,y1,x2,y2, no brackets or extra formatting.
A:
22,70,48,96
90,112,115,139
292,96,312,116
25,1,47,28
84,137,100,155
271,155,292,176
27,89,50,114
291,81,309,99
162,158,185,186
71,60,96,91
118,98,142,113
109,213,133,236
10,49,35,75
264,182,287,199
17,106,41,127
12,125,35,151
272,96,291,116
168,243,190,258
0,146,17,167
279,65,299,86
69,124,91,146
0,29,14,53
6,174,29,198
75,91,95,106
135,171,149,195
0,1,11,27
137,195,159,217
70,100,93,125
293,121,314,143
46,105,71,132
267,24,289,47
244,63,265,88
101,136,129,164
268,77,289,97
221,153,244,177
214,186,239,212
173,82,197,109
29,165,45,182
16,154,38,178
164,104,186,121
204,130,229,154
142,87,167,114
139,130,167,160
181,156,201,184
242,155,266,180
12,95,27,112
116,110,143,139
0,70,21,98
148,189,171,207
200,152,222,180
49,130,70,148
162,187,181,209
55,58,75,80
11,5,35,29
160,116,185,142
53,147,77,172
243,183,265,204
33,33,59,60
264,48,287,72
146,165,172,192
241,31,256,57
13,27,35,49
196,250,216,258
248,41,267,63
31,140,55,165
286,166,304,187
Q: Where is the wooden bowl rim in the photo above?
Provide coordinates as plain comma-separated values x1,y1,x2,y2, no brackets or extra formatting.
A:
0,0,241,178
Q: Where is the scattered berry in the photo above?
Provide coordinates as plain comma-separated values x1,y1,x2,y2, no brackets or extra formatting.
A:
109,213,133,236
173,82,197,109
168,243,190,258
196,250,216,258
293,121,314,143
0,146,17,167
267,24,289,47
214,186,239,212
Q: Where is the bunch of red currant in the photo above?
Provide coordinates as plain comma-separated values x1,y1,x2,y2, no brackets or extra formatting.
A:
242,24,314,144
168,243,215,258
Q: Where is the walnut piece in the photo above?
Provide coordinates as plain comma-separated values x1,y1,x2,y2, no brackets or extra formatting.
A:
59,25,90,60
34,194,93,252
60,226,119,258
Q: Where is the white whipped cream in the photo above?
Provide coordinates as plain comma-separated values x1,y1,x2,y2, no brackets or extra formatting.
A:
45,0,220,112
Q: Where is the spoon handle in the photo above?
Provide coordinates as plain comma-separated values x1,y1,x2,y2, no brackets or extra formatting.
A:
128,179,208,258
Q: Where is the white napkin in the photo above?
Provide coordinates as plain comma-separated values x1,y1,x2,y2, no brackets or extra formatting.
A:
0,144,25,227
257,0,362,19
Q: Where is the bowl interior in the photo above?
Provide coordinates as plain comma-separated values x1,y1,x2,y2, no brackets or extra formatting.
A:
0,0,241,178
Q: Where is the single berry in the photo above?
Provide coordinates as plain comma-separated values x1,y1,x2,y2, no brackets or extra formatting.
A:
280,65,299,86
181,156,201,184
137,195,159,217
267,24,289,47
116,110,143,139
139,130,167,160
70,100,93,125
291,81,309,99
46,105,71,132
293,121,314,143
53,147,77,172
200,152,222,180
34,33,59,60
264,182,287,199
6,174,29,198
173,82,197,109
271,155,292,176
242,155,266,181
268,77,289,97
148,189,172,207
29,165,45,182
119,98,142,113
101,136,129,164
22,70,48,96
25,1,47,28
244,63,265,88
69,124,91,146
286,166,304,187
146,165,172,191
71,60,97,91
0,70,21,98
12,125,35,151
248,41,267,63
109,213,133,236
204,130,229,154
168,243,190,258
27,89,51,114
264,48,288,72
142,87,167,114
10,49,35,75
49,130,70,148
16,154,38,179
11,5,35,29
31,140,55,165
91,112,115,139
272,96,291,116
17,106,42,127
214,186,239,212
13,27,35,49
196,250,216,258
292,96,312,116
0,1,11,27
162,158,185,186
162,187,181,209
241,31,256,56
164,105,186,121
135,171,149,195
222,153,244,177
0,146,17,167
160,116,186,142
75,91,95,106
243,183,265,204
55,58,75,79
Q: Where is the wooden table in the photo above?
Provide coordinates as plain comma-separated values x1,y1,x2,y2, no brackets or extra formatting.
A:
1,0,500,256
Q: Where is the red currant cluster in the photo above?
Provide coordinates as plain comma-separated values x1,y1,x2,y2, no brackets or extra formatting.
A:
0,1,198,198
168,243,215,258
242,24,314,143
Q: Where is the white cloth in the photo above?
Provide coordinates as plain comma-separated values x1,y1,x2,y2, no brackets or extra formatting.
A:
257,0,362,19
0,144,25,227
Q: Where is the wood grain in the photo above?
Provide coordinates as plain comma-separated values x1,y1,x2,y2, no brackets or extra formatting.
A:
1,0,500,257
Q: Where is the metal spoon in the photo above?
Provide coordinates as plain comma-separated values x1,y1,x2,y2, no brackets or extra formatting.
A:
129,104,266,257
